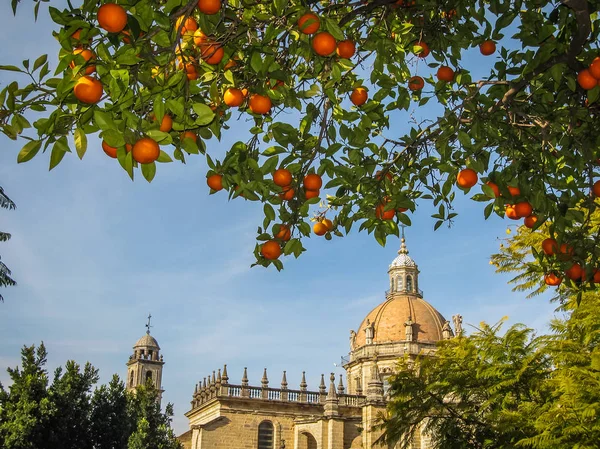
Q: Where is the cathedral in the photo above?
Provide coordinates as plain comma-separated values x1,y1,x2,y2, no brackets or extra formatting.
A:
127,237,463,449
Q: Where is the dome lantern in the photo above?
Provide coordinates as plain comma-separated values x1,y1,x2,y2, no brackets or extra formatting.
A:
388,233,421,297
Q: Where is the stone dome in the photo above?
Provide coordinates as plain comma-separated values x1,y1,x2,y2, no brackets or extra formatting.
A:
389,252,416,269
354,295,447,347
134,334,160,349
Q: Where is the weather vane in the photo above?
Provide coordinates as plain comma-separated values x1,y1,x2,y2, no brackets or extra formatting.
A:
145,313,153,335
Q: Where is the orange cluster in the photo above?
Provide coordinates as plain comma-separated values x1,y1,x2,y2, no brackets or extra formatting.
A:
541,238,600,286
577,57,600,90
297,12,356,59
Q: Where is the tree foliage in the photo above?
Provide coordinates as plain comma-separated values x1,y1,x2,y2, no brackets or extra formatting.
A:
4,0,600,285
0,186,16,302
0,343,182,449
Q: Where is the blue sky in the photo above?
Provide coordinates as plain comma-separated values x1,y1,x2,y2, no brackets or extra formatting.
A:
0,2,558,435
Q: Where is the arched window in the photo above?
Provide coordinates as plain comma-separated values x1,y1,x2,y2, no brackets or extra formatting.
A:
130,371,134,387
396,276,403,291
146,370,153,383
258,421,274,449
406,275,413,292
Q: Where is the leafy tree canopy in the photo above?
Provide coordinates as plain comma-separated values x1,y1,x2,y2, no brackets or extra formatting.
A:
4,0,600,290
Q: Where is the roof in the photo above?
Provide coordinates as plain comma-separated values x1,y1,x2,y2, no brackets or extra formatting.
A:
389,237,417,269
133,333,160,349
354,295,447,347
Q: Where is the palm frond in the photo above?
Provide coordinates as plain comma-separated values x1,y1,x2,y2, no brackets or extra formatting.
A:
0,186,16,210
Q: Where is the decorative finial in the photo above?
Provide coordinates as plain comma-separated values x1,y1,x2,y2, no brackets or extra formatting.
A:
145,313,153,335
242,367,249,386
319,374,326,394
398,226,408,255
262,368,269,388
300,371,307,391
281,371,288,389
337,374,345,395
222,364,229,384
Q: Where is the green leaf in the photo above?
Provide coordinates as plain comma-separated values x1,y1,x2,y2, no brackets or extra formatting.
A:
264,204,275,221
0,65,22,72
17,140,42,163
33,54,47,72
141,162,157,182
93,110,117,130
156,150,173,163
192,103,215,126
74,128,87,160
250,52,263,74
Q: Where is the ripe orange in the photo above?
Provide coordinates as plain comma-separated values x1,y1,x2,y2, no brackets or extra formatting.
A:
74,76,103,104
158,114,173,132
71,29,82,40
544,272,562,286
485,181,499,197
224,59,237,70
275,224,291,241
322,219,333,231
70,48,96,75
187,70,198,81
336,40,356,58
375,170,393,182
279,187,295,201
298,13,320,35
592,180,600,197
541,238,558,256
313,222,328,236
436,66,454,82
565,263,584,280
176,16,198,34
593,268,600,283
505,205,519,220
207,173,223,191
514,201,533,218
524,215,538,228
198,0,221,15
456,168,478,189
102,141,118,158
350,87,368,106
200,43,224,64
303,173,322,190
97,3,128,34
249,94,272,114
376,204,395,220
261,240,281,260
132,137,160,164
181,131,197,142
312,32,336,57
193,29,208,45
223,88,244,107
273,168,293,187
305,189,320,200
577,69,597,90
557,243,573,261
589,57,600,79
414,41,430,58
479,40,496,56
408,76,424,91
507,186,521,197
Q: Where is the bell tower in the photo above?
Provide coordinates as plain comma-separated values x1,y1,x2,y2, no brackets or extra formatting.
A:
388,230,421,297
126,314,165,404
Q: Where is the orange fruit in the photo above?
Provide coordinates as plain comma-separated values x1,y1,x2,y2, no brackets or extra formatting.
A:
350,87,368,106
593,268,600,283
544,272,562,286
181,131,197,142
158,114,173,132
505,205,519,220
71,29,82,40
485,181,500,197
541,238,558,256
73,76,103,104
565,263,584,280
557,243,573,261
207,173,223,191
223,88,244,107
375,170,393,181
102,141,118,158
275,224,291,241
456,168,478,188
298,13,320,35
198,0,221,15
193,29,209,45
273,168,293,187
414,41,430,58
132,137,160,164
249,94,272,114
279,187,295,201
312,32,336,57
479,40,496,56
408,76,424,91
70,48,96,75
303,173,322,190
436,66,454,82
224,59,237,70
593,180,600,197
577,69,597,90
97,3,128,34
261,240,281,260
322,219,333,231
336,40,356,58
313,222,328,236
176,16,198,34
514,201,533,218
376,204,395,220
187,70,198,81
305,189,320,200
589,57,600,79
200,43,224,65
524,215,538,228
507,186,521,197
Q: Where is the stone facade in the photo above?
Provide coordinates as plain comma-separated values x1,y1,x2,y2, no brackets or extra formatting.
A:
179,237,461,449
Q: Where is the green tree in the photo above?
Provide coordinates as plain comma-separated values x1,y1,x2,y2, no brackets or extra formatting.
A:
4,0,600,288
0,186,16,301
90,375,134,449
379,322,553,449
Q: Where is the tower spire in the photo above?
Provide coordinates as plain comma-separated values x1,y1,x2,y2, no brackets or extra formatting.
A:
145,313,153,335
398,225,408,255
